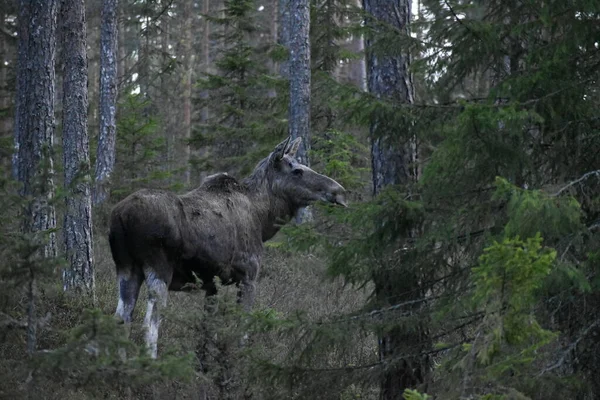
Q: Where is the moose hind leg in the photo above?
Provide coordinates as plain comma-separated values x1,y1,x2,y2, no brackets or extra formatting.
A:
143,270,169,359
115,269,144,329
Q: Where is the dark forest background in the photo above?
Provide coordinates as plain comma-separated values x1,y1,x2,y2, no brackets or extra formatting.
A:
0,0,599,399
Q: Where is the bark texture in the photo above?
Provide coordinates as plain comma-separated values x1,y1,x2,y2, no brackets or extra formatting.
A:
364,0,416,195
363,0,427,398
93,0,118,205
277,0,290,78
14,0,59,353
181,0,195,186
60,0,95,296
288,0,311,223
349,0,366,91
288,0,311,166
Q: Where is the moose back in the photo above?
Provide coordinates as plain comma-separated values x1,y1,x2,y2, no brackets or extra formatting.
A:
109,137,347,358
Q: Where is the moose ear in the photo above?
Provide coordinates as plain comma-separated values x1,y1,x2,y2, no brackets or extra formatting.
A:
286,137,302,157
272,136,292,161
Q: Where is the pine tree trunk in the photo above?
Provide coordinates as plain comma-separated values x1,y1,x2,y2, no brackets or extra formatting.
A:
288,0,311,165
349,0,366,91
160,12,173,176
60,0,95,297
15,0,58,254
288,0,311,222
200,0,210,123
86,3,101,147
277,0,290,78
118,3,126,86
12,2,28,181
93,0,118,205
15,0,59,354
0,13,11,140
364,0,416,194
181,0,195,187
363,0,427,398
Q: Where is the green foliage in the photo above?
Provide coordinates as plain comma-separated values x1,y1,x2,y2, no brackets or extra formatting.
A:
403,388,431,400
494,177,583,241
472,235,557,363
311,129,370,190
321,186,423,285
35,309,194,389
3,0,600,398
311,0,361,73
193,0,285,176
112,94,171,199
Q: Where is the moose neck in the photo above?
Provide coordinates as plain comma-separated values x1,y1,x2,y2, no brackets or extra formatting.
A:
242,165,300,242
259,191,298,241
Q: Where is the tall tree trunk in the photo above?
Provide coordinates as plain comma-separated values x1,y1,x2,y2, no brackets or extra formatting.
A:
0,12,11,140
15,0,59,353
86,3,101,146
277,0,290,78
365,0,416,194
267,0,278,98
181,0,195,187
12,3,27,181
201,0,210,117
160,10,173,176
288,0,311,222
93,0,118,205
349,0,366,91
288,0,310,165
60,0,95,297
363,0,427,398
118,2,126,88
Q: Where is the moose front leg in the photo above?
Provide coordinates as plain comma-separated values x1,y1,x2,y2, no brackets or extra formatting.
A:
238,277,256,313
232,254,260,350
233,254,261,313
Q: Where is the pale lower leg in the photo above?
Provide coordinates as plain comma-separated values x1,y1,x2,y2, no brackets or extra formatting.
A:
115,272,143,330
237,279,256,346
237,279,256,313
115,273,143,361
144,273,168,359
144,298,159,358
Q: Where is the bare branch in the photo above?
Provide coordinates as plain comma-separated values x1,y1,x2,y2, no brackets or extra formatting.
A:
553,170,600,197
536,318,600,377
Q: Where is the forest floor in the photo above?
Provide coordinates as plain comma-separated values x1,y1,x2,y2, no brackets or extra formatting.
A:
0,219,375,400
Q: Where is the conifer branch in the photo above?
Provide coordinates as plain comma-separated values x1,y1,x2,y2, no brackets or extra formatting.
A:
443,0,479,40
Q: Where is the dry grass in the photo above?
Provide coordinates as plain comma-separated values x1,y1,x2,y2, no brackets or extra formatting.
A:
0,222,376,400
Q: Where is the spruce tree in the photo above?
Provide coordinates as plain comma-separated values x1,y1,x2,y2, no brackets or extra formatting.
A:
192,0,286,176
252,0,600,399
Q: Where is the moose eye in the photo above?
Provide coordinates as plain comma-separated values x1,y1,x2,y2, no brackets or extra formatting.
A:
292,168,303,176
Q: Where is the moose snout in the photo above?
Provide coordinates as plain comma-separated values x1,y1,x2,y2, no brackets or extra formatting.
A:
327,183,348,207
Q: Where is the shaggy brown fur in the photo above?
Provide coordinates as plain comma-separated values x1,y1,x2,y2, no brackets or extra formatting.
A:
109,137,346,357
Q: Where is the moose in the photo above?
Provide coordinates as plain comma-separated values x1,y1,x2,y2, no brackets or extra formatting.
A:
109,137,347,358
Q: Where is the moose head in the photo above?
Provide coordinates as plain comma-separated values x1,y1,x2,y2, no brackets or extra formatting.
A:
264,136,347,210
